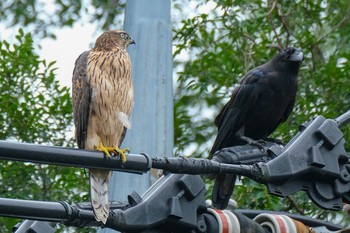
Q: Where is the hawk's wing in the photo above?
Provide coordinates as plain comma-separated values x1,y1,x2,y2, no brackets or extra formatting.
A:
72,51,92,149
119,127,127,147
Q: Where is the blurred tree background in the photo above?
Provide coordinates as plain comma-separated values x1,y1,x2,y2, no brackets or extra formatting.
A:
173,0,350,227
0,0,350,232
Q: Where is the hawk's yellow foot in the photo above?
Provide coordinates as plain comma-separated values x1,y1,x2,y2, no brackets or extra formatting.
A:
113,147,129,163
94,142,129,163
94,142,116,158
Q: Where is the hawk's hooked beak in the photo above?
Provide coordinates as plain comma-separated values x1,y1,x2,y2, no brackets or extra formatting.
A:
129,39,136,45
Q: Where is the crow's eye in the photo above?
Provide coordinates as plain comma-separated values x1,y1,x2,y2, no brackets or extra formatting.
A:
286,48,294,55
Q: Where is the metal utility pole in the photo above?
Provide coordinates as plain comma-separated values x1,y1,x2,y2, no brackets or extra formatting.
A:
100,0,173,232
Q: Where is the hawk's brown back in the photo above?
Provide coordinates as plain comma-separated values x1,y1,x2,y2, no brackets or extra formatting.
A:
72,51,91,149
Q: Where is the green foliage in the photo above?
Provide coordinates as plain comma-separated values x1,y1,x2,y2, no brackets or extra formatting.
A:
174,0,350,225
1,0,350,230
0,0,125,38
0,29,90,232
0,29,73,145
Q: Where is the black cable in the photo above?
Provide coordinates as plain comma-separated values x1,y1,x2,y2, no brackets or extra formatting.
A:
0,140,151,173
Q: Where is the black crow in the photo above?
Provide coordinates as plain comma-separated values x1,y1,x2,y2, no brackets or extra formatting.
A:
209,47,304,209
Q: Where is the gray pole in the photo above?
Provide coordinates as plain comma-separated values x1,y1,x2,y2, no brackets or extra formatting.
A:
99,0,173,232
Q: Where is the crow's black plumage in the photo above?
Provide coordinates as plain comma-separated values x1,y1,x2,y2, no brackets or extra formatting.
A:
209,47,304,209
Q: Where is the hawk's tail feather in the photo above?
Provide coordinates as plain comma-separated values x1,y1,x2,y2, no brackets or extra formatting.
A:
89,169,111,224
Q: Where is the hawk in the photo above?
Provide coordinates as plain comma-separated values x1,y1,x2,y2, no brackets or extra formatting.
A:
72,30,135,224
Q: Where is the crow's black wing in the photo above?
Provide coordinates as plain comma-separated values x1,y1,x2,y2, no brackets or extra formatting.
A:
209,69,265,209
209,69,265,157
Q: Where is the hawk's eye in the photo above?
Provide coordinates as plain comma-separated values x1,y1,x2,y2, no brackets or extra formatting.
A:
120,33,128,39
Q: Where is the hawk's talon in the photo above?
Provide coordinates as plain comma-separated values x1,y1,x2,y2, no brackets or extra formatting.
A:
94,142,129,163
94,144,112,158
114,147,129,164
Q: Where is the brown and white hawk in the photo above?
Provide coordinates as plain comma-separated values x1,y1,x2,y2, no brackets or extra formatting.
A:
72,30,135,224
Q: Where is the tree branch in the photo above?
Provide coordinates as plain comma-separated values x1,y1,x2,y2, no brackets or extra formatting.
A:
267,0,283,49
286,196,305,215
276,4,291,48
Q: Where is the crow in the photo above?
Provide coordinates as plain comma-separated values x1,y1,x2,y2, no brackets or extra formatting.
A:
209,47,304,209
